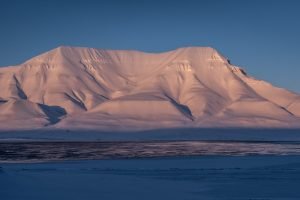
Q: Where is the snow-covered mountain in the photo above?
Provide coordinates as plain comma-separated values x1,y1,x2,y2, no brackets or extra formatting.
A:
0,46,299,131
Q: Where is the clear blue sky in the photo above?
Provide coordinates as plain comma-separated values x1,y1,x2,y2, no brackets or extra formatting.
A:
1,0,299,93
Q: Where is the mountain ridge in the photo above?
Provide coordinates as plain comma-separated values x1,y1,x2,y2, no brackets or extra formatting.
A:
0,46,299,131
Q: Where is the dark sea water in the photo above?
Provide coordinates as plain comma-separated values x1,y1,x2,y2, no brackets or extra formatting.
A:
1,156,300,200
1,129,300,199
1,140,300,162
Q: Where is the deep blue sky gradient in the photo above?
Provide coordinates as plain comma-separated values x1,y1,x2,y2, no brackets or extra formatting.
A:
0,0,299,92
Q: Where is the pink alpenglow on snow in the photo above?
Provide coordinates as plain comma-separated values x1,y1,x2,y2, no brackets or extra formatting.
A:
0,46,299,131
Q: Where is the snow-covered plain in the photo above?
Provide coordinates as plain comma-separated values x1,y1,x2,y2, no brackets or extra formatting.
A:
1,128,300,142
0,46,300,131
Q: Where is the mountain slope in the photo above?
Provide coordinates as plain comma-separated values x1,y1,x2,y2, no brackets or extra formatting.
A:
0,46,299,130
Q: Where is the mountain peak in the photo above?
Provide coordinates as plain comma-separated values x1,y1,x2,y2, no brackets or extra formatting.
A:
0,46,299,130
22,45,229,67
